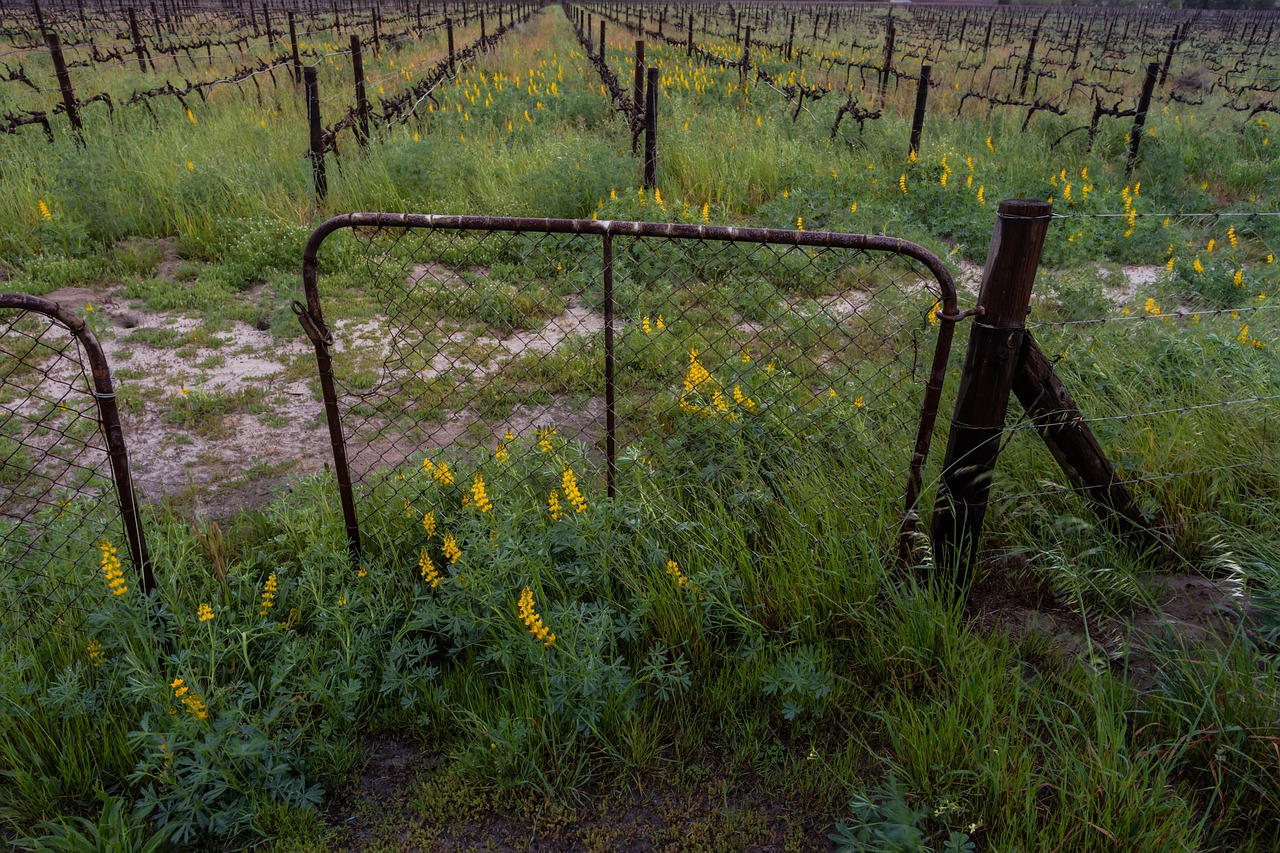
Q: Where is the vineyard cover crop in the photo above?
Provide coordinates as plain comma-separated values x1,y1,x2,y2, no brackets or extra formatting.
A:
2,1,1280,850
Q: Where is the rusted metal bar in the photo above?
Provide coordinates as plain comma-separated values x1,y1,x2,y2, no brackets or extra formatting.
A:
603,231,616,498
0,293,154,594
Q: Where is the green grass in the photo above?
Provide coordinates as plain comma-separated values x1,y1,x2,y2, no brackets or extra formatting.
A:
3,4,1280,850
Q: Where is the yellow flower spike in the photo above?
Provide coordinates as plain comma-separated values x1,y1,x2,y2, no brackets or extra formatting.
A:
38,199,51,221
518,587,555,646
434,462,454,486
186,108,196,125
928,301,940,326
797,216,804,231
1238,324,1250,345
442,532,461,563
87,639,104,667
470,473,494,513
1193,257,1204,274
702,202,709,222
899,174,908,196
259,573,277,616
643,316,652,334
854,395,864,408
495,442,509,464
196,603,214,623
1235,269,1244,288
419,548,440,587
986,135,994,152
1207,239,1216,253
561,467,587,513
656,315,664,329
99,539,127,596
422,510,436,538
548,489,562,521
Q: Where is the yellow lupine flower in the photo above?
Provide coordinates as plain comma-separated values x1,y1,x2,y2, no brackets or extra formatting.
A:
259,573,277,616
197,603,214,623
419,548,440,587
517,587,555,645
100,539,127,596
470,473,493,513
38,199,52,220
561,467,587,513
442,532,461,563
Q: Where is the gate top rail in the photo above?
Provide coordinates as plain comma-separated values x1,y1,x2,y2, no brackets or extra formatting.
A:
300,213,959,336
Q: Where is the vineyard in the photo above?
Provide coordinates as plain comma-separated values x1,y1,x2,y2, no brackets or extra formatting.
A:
3,0,1280,850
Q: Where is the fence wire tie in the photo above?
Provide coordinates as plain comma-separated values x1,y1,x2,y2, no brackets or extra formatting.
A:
89,389,116,401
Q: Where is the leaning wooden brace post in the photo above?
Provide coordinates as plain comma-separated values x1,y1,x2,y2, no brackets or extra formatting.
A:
1010,335,1162,548
931,199,1052,594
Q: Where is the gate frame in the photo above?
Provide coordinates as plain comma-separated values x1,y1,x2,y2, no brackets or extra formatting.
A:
0,292,155,595
295,213,961,563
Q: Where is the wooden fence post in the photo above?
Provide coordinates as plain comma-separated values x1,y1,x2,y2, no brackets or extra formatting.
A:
633,39,645,111
304,65,327,200
643,65,658,189
288,10,302,83
446,17,454,75
350,33,369,146
908,64,930,158
128,7,151,72
930,199,1052,593
1127,63,1159,175
45,32,82,135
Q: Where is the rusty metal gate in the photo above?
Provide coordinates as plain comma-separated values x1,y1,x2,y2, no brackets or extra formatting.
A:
295,214,960,566
0,293,152,642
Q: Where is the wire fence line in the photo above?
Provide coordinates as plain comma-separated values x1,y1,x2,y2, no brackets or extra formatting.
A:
984,209,1280,557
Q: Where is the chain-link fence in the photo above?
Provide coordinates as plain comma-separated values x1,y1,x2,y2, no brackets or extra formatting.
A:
0,293,151,644
294,214,960,567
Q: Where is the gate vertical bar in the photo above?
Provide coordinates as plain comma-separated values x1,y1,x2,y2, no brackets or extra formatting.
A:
603,231,616,498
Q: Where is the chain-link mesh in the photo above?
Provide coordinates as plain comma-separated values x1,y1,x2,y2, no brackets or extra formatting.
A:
0,302,128,644
299,217,957,567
